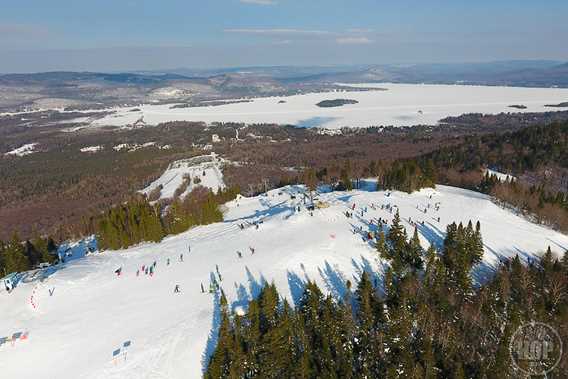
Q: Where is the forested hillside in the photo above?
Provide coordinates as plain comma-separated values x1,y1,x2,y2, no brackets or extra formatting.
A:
206,215,568,378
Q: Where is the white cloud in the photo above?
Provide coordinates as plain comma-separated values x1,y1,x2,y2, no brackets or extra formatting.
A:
239,0,277,5
347,28,374,34
225,28,332,36
336,36,373,45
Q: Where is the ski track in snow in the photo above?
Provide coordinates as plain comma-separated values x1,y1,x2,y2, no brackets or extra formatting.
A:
1,184,568,378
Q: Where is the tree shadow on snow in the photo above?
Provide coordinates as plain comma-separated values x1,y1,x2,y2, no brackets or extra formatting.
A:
224,201,294,223
317,261,348,300
287,270,307,307
245,266,266,299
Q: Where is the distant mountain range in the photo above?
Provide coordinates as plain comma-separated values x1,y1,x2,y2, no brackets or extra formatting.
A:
1,60,567,88
1,60,567,112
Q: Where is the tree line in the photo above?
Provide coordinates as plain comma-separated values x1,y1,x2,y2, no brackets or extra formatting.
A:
94,185,240,251
0,234,58,277
206,214,567,378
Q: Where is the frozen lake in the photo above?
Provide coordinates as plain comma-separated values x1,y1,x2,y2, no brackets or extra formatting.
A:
93,83,568,129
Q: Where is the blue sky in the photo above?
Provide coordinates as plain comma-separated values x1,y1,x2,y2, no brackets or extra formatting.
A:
1,0,567,72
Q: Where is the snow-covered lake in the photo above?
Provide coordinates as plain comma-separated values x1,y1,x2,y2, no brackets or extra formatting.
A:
92,83,568,129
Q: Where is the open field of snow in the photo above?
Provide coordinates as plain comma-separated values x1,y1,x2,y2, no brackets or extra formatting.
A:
3,143,39,157
80,145,104,153
1,184,567,379
141,154,225,201
484,168,517,182
90,83,568,129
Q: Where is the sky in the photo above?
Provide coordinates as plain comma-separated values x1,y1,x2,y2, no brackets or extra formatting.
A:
1,0,568,73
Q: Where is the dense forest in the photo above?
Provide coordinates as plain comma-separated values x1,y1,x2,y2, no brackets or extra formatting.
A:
93,185,240,251
205,214,568,378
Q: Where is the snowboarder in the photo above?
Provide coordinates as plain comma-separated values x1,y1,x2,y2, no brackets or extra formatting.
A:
174,285,180,293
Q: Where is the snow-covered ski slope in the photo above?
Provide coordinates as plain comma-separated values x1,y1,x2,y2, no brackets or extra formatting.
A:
1,184,567,379
141,154,225,201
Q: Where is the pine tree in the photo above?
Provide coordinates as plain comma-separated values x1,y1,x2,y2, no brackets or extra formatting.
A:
407,227,424,272
2,233,29,274
205,291,233,379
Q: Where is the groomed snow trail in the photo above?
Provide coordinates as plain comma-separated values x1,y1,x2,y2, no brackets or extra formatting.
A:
1,184,567,379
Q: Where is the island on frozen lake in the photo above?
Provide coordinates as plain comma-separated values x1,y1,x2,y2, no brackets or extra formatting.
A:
316,99,359,108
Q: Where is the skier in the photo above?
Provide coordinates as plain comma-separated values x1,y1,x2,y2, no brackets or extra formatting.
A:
437,216,441,223
49,287,55,296
249,247,255,255
4,280,11,293
136,270,140,277
174,285,180,293
201,283,205,293
188,244,191,254
149,266,154,277
115,267,122,277
145,267,149,275
180,253,184,262
237,251,242,258
167,258,170,266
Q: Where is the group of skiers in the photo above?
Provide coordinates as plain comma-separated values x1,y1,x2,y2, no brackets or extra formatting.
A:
113,245,192,293
347,196,444,244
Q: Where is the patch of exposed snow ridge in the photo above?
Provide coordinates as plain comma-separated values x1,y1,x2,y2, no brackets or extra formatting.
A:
141,153,226,201
4,143,38,156
80,145,103,153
